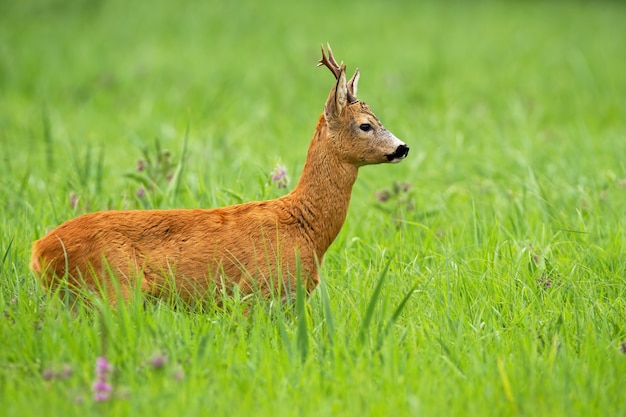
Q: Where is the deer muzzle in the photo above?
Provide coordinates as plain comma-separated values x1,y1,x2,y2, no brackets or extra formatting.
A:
386,143,410,163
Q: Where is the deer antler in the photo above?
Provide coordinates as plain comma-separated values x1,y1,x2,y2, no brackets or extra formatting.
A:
318,43,359,103
317,43,343,79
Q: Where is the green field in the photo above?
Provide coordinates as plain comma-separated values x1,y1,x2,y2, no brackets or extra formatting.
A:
1,0,625,416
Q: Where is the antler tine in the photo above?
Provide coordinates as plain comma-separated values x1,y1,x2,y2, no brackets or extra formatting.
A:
318,43,359,103
326,43,341,70
317,43,343,80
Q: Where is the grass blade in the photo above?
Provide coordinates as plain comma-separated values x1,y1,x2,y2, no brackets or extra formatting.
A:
2,235,14,265
377,283,417,349
295,262,308,361
173,121,189,202
358,257,392,346
318,272,335,346
42,106,54,172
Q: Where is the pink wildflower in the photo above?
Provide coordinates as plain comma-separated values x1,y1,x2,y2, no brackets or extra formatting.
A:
93,356,113,402
270,164,289,189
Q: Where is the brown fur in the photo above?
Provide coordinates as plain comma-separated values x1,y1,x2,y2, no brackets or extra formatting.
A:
30,46,409,305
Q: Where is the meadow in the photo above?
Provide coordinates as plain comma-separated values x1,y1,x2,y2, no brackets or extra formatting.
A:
1,0,625,415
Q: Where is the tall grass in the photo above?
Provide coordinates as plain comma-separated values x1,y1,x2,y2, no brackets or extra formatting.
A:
1,0,625,416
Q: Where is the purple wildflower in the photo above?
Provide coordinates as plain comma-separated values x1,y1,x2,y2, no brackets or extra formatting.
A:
394,181,412,194
620,341,626,354
93,356,113,402
149,353,168,369
375,189,391,203
537,275,551,289
537,274,561,290
93,380,112,393
136,188,146,198
42,368,55,381
137,160,146,172
96,356,113,374
270,164,289,189
401,182,412,193
271,168,285,182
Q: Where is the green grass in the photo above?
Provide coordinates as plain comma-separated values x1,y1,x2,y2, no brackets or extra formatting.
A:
1,0,626,416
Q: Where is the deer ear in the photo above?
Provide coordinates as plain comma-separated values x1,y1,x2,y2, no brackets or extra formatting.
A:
348,68,359,100
324,65,348,121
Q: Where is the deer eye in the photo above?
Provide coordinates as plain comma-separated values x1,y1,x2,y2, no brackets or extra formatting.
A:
359,123,372,132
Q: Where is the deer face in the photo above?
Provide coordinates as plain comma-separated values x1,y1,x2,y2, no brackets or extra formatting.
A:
339,101,409,166
320,45,409,167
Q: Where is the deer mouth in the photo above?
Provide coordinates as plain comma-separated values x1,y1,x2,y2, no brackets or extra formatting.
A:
386,144,410,162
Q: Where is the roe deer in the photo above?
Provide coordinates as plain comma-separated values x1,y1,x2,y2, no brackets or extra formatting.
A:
30,44,409,305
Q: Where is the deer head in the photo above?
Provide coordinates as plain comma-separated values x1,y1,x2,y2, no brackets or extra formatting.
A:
318,44,409,166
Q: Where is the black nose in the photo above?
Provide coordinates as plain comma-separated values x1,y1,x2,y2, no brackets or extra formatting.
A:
387,144,410,161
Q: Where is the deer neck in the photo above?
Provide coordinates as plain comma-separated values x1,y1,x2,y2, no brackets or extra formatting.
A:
284,115,358,256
